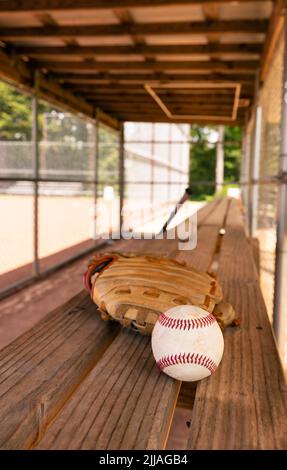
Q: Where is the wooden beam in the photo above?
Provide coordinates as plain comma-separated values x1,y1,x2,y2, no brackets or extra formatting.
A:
15,43,262,58
0,45,119,128
0,0,271,13
105,103,237,112
107,114,245,125
37,71,94,117
98,101,235,109
203,2,221,44
87,97,239,104
70,85,255,97
38,60,260,72
96,108,120,130
260,0,285,82
85,97,252,106
80,89,252,96
0,20,268,38
58,73,256,84
0,48,32,87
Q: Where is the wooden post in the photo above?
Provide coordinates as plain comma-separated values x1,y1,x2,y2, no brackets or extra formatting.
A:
273,12,287,351
32,89,39,276
215,125,224,193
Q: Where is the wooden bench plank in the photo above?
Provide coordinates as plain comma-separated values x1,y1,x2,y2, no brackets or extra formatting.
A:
187,198,287,449
0,291,119,449
0,198,228,450
36,329,180,450
34,199,229,450
0,238,181,450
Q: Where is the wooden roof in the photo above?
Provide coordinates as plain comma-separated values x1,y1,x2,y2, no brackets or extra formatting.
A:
0,1,283,127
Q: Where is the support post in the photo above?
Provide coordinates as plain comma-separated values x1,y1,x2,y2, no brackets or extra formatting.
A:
32,91,39,276
250,106,262,236
168,123,172,204
240,124,251,228
273,14,287,350
150,123,155,220
216,125,224,193
93,112,99,242
119,122,125,237
239,127,246,201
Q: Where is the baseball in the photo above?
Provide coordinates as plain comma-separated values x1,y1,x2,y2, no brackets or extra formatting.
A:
151,305,224,382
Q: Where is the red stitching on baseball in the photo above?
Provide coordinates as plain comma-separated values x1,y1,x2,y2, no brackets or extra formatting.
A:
157,352,217,374
158,312,216,330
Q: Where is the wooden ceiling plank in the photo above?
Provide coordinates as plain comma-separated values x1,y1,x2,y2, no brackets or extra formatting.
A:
60,74,255,84
37,59,260,71
0,0,271,13
15,43,262,58
0,44,120,128
41,59,260,70
0,20,268,38
203,2,221,46
260,0,285,82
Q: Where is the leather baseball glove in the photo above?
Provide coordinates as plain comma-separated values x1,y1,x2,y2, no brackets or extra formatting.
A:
84,252,238,335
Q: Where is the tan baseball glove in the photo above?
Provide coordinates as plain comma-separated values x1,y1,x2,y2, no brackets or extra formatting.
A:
84,252,238,335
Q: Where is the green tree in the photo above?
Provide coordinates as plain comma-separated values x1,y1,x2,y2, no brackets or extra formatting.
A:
224,126,242,183
189,125,242,199
189,125,217,198
0,82,32,141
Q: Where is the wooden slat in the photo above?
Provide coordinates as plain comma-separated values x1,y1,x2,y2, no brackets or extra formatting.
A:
260,0,285,82
61,75,255,85
15,43,262,58
107,116,245,125
84,96,242,104
187,199,287,449
196,197,229,227
0,291,120,449
0,48,96,120
35,60,260,72
111,116,245,125
0,20,268,39
81,94,251,103
0,0,270,13
32,200,229,450
75,86,253,94
36,329,181,450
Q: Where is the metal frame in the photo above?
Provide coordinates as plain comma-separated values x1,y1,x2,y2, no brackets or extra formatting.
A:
119,122,124,235
250,105,262,236
0,81,122,301
93,110,100,243
0,81,240,301
32,92,40,277
216,125,225,193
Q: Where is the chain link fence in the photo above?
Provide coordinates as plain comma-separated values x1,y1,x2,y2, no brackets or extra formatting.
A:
241,30,284,326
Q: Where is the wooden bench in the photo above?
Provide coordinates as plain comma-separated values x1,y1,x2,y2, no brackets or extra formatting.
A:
0,198,286,450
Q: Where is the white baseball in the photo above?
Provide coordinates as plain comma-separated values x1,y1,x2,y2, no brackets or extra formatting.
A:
151,305,224,382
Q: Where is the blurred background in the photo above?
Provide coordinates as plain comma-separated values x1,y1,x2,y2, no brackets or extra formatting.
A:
0,79,241,290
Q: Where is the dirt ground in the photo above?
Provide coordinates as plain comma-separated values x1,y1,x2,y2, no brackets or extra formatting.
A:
0,195,95,275
0,253,92,350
